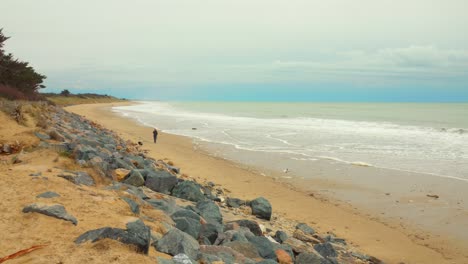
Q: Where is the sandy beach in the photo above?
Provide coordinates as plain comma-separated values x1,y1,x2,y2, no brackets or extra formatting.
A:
64,102,468,264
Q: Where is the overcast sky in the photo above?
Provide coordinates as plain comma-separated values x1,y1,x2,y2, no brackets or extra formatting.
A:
1,0,468,101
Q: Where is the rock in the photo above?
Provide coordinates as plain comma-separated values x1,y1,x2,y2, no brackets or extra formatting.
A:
324,235,346,245
274,230,288,244
224,241,260,259
35,132,51,140
249,197,272,220
275,248,293,264
167,165,180,174
57,171,94,186
48,129,65,141
171,181,205,202
313,242,337,258
173,216,202,239
198,253,223,263
146,199,178,214
293,229,321,244
145,170,178,194
171,209,201,222
272,244,294,262
247,236,276,260
23,203,77,225
295,252,328,264
123,170,145,187
173,253,195,264
125,185,149,200
226,197,245,208
115,168,131,181
200,223,223,245
36,191,60,198
121,197,140,214
2,143,11,153
256,260,278,264
196,200,222,225
200,245,252,264
75,219,151,254
156,228,200,260
29,172,42,177
225,219,263,236
283,238,311,254
296,223,315,235
157,258,175,264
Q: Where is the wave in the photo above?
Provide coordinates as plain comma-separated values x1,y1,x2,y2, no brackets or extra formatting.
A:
113,101,468,181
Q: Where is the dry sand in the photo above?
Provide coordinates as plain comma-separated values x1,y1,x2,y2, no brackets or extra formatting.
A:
64,102,468,264
0,111,173,263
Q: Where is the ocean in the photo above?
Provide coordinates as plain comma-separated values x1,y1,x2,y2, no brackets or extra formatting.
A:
113,101,468,181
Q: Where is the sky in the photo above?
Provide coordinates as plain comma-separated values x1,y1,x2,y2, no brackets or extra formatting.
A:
1,0,468,101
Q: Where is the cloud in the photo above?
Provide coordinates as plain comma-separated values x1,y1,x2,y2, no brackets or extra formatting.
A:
225,46,468,84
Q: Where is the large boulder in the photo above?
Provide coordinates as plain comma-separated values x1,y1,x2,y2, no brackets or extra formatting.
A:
199,223,223,245
295,252,328,264
283,238,311,254
75,219,151,254
173,217,202,240
274,230,288,244
226,197,245,208
145,170,178,194
114,168,131,181
224,241,261,259
23,203,77,225
146,199,179,214
156,229,200,260
199,245,254,264
57,171,94,186
123,170,145,187
313,242,337,258
121,197,140,215
171,181,205,202
249,197,272,220
225,219,263,236
247,236,276,260
196,200,222,225
296,223,315,235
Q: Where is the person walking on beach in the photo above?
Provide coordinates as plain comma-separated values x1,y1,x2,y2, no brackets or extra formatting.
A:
153,128,158,143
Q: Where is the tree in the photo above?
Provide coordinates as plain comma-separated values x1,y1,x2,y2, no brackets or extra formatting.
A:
60,89,71,96
0,28,46,99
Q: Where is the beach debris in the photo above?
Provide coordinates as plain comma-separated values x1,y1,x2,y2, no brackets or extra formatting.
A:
0,244,48,263
192,127,197,130
427,194,440,199
283,168,289,173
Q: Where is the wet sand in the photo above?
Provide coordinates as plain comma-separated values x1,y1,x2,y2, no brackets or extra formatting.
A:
65,102,468,264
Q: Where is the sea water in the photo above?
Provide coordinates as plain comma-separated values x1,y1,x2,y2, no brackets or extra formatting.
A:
113,102,468,181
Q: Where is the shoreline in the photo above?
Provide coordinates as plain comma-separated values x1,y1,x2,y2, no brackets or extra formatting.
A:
66,102,468,264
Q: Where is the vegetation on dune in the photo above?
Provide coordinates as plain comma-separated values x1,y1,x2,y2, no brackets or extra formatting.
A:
0,29,46,100
0,29,124,106
44,91,125,106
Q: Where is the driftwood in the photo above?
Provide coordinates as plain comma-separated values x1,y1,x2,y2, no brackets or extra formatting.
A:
0,244,48,263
